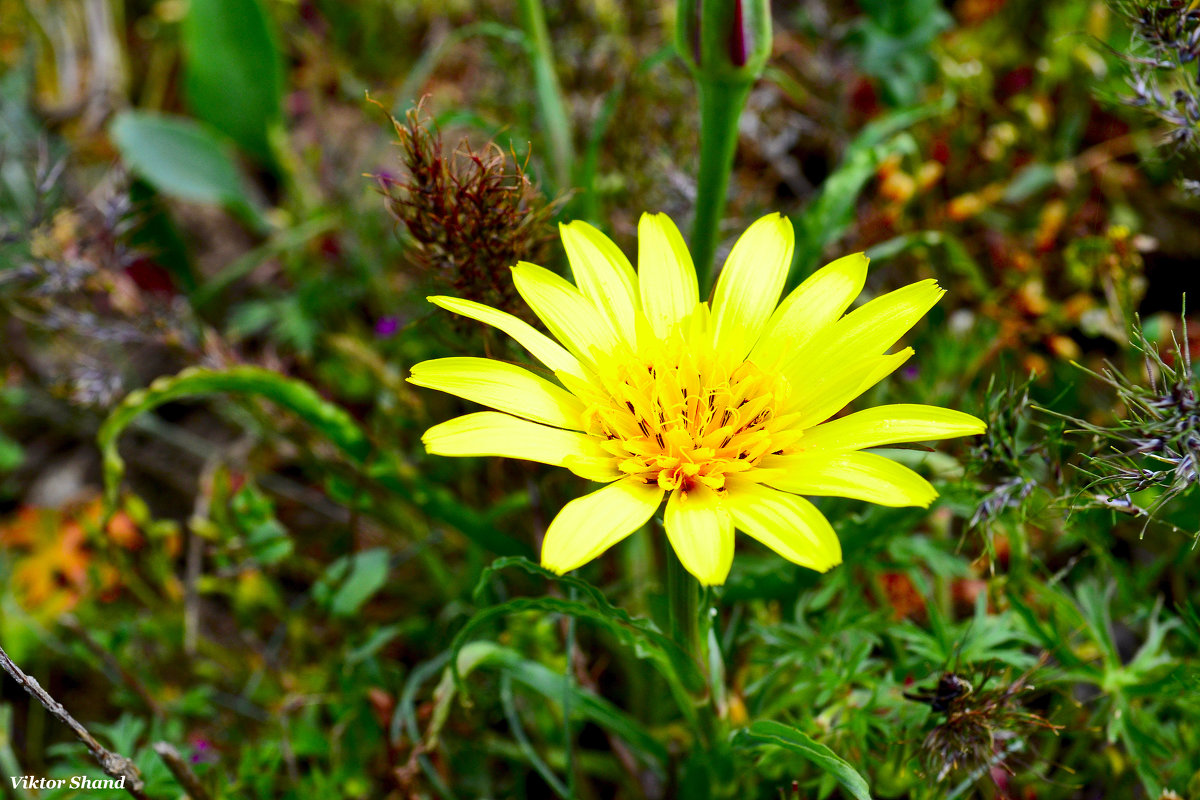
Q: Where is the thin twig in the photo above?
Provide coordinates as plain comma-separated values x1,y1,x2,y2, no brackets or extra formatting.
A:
153,742,213,800
0,643,148,799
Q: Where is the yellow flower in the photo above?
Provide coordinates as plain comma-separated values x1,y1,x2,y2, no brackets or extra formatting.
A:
409,213,985,586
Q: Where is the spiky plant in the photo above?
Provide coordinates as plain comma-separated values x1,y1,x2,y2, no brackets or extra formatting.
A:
377,101,561,319
1050,313,1200,536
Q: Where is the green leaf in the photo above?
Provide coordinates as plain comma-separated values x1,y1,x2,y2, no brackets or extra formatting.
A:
0,429,23,472
313,548,391,617
451,596,705,697
1003,162,1058,204
98,366,372,512
788,135,913,285
734,720,872,800
474,557,706,695
459,641,667,769
347,624,405,666
450,563,707,731
788,93,954,287
182,0,283,165
97,366,527,557
109,111,264,227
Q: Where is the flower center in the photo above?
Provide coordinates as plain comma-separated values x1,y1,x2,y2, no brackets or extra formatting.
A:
581,335,797,493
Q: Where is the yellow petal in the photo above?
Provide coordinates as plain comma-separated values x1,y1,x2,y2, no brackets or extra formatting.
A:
760,451,938,508
637,213,699,338
664,485,734,586
831,279,945,356
429,296,584,379
807,279,941,362
541,478,664,575
855,350,913,397
788,349,913,429
751,252,868,369
408,357,586,430
723,480,841,571
511,262,622,363
793,404,986,452
560,221,640,346
562,454,623,483
776,278,943,380
422,411,604,468
709,214,793,362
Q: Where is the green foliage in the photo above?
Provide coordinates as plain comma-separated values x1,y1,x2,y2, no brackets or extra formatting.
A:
734,721,872,800
788,93,954,287
452,584,706,699
98,366,373,510
5,0,1200,798
313,548,391,617
181,0,284,166
848,0,952,106
109,112,267,229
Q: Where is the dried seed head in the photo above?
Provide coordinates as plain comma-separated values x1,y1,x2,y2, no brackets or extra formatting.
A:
915,659,1060,783
376,101,561,320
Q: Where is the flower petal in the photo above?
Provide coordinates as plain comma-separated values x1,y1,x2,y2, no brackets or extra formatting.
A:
794,404,986,452
408,357,586,430
750,252,868,369
664,485,734,586
723,481,841,571
560,221,640,346
776,278,944,384
562,454,623,483
760,451,938,508
709,213,793,362
422,411,605,469
541,478,664,574
832,278,945,354
787,348,913,429
512,262,622,363
637,213,699,338
429,296,584,379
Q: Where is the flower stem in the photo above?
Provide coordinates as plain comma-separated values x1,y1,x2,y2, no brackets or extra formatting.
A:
665,548,737,792
516,0,574,194
691,78,753,298
667,546,705,670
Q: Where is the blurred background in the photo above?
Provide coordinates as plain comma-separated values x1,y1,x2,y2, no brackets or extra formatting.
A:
1,0,1199,798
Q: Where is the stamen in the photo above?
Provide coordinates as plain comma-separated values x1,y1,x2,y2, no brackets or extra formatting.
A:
585,335,788,493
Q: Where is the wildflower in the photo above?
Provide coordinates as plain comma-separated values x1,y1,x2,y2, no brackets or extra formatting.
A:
375,315,401,338
409,213,985,585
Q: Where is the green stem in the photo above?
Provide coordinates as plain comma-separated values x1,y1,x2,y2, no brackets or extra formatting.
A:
691,79,753,298
516,0,574,194
564,587,578,799
667,548,704,669
665,545,721,753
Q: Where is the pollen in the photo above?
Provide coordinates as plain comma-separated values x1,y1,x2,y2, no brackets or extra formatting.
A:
579,333,801,494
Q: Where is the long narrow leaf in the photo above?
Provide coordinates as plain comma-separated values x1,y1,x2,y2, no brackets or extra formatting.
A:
451,596,705,697
466,642,668,769
98,366,529,555
734,720,872,800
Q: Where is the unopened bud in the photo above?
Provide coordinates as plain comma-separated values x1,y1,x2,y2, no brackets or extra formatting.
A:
676,0,773,83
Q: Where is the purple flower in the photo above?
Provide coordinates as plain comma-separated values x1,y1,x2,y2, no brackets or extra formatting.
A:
189,739,218,765
375,315,401,338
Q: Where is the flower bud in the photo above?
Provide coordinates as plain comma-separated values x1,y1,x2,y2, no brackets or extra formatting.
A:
676,0,773,83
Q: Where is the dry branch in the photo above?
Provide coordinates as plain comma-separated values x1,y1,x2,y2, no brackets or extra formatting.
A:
0,643,148,799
